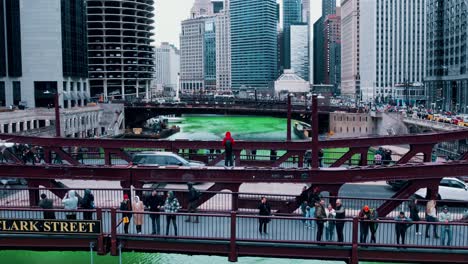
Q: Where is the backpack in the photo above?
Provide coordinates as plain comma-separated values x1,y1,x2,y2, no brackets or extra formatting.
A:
225,139,232,151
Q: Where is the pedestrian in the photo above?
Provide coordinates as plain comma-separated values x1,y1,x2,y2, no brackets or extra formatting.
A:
251,149,257,160
325,204,336,241
408,199,421,235
315,199,326,242
369,208,379,243
335,199,346,242
318,149,324,167
186,183,201,223
164,191,180,236
358,205,371,243
132,195,144,235
222,131,235,167
394,211,411,245
305,204,313,228
439,206,453,246
62,190,78,220
120,194,132,234
308,187,321,229
146,189,164,235
304,150,312,168
80,189,95,220
298,186,308,222
374,152,382,165
425,200,439,239
270,150,277,161
39,193,55,220
258,197,271,234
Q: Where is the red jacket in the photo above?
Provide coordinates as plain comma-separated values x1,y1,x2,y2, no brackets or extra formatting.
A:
222,131,235,146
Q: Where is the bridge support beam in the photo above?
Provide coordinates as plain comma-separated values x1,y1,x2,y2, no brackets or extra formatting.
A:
311,95,319,168
397,144,434,164
330,147,369,167
229,211,238,262
287,95,292,141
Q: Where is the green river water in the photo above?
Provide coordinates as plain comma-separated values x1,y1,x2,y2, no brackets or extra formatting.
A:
0,115,388,264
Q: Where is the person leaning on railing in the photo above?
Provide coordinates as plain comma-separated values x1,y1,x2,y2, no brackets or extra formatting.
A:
438,206,453,246
394,211,412,245
425,200,439,239
164,191,181,236
335,199,346,242
39,193,55,220
120,194,132,234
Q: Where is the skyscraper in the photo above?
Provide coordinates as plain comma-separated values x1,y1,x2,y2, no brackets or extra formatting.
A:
340,0,360,99
154,43,180,90
180,17,206,93
283,0,302,70
322,0,337,18
204,18,217,91
426,0,468,113
324,8,341,87
87,0,155,100
302,0,310,23
215,0,231,92
191,0,214,18
230,0,278,91
313,17,324,84
290,23,309,81
0,0,88,108
360,0,426,105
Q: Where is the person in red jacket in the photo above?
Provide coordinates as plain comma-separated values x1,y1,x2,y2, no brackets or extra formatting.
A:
222,131,235,167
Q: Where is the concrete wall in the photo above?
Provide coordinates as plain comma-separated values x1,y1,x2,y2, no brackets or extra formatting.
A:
329,112,375,137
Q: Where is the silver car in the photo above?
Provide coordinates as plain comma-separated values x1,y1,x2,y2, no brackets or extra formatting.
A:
132,151,204,167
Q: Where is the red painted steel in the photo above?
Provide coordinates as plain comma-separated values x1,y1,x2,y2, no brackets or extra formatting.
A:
311,95,319,169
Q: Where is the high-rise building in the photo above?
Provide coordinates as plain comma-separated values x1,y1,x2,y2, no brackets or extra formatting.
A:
191,0,214,18
87,0,155,100
180,17,207,93
313,17,324,84
230,0,278,91
302,0,310,23
290,23,309,81
215,0,231,92
212,0,224,14
204,18,217,91
322,0,337,18
154,43,180,90
283,0,302,70
360,0,426,105
426,0,468,113
340,0,360,99
0,0,88,109
324,8,341,88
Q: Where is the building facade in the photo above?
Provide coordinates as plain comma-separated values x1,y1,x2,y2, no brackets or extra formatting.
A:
180,17,206,93
340,0,360,99
87,0,155,101
426,0,468,113
290,23,310,81
313,17,325,84
204,18,217,91
322,0,337,18
191,0,214,18
302,0,310,23
324,9,341,88
283,0,302,70
230,0,278,91
215,0,231,92
360,0,426,105
154,43,180,91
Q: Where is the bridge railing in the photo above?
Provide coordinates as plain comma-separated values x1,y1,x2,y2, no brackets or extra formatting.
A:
2,187,467,219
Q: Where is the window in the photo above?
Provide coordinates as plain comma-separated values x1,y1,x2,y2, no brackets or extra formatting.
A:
165,156,183,165
13,81,21,105
0,82,5,106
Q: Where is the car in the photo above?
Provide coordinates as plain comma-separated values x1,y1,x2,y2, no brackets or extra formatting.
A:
414,177,468,201
0,178,27,186
132,151,205,167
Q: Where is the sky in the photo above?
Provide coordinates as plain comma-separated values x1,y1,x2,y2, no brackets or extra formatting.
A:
154,0,328,49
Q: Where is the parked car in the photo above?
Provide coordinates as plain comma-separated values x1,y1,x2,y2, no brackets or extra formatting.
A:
132,151,205,167
414,177,468,202
0,178,27,186
386,180,409,191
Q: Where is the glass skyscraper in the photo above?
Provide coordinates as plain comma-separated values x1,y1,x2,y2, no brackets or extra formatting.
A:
290,23,309,81
230,0,278,91
283,0,302,70
204,18,216,91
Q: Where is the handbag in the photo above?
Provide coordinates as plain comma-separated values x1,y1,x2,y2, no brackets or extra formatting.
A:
123,216,129,224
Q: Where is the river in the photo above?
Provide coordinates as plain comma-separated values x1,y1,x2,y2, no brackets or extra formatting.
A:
0,115,390,264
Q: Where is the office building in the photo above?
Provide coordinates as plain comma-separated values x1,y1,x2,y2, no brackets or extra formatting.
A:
0,0,88,109
313,17,324,84
212,0,224,14
360,0,426,105
322,0,337,18
426,0,468,113
302,0,310,23
215,0,231,92
154,43,180,90
324,8,341,88
340,0,360,99
230,0,278,91
204,18,217,91
290,23,309,81
191,0,214,18
87,0,155,100
283,0,302,70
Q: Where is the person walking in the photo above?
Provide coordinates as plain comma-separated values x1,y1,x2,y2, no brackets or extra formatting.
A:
394,211,411,245
439,206,453,246
39,194,55,220
164,191,181,236
62,190,78,220
120,194,132,234
80,189,95,220
315,199,327,242
222,131,235,167
307,187,321,229
408,199,422,235
335,199,346,242
369,208,379,243
358,205,372,243
258,197,271,234
132,196,145,234
146,190,164,235
186,183,201,223
325,204,336,241
425,200,439,239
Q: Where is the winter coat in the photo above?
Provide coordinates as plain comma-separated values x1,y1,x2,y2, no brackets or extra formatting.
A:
132,200,145,226
62,191,78,213
120,200,132,219
164,197,181,213
408,202,420,221
315,204,326,221
258,202,271,216
222,132,235,154
80,189,95,209
146,194,164,212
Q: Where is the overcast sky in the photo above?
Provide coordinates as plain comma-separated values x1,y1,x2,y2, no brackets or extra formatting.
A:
154,0,329,48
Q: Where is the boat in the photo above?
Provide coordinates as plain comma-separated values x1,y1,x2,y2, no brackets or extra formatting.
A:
294,121,312,139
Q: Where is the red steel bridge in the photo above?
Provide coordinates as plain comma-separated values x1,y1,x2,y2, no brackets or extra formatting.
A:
0,96,467,263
